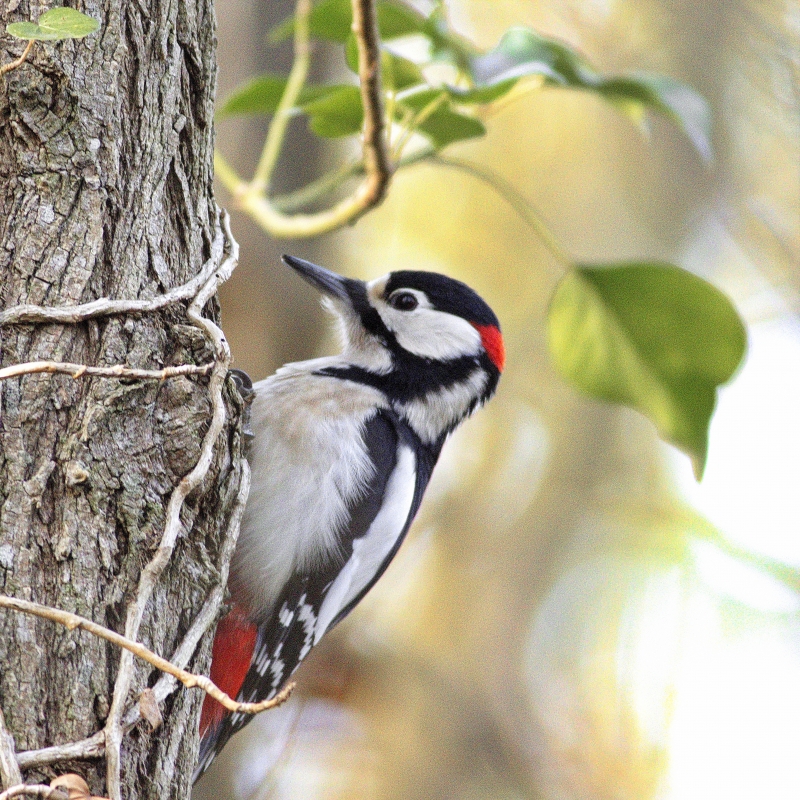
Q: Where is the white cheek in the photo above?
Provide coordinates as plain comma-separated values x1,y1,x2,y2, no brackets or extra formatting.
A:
390,308,482,361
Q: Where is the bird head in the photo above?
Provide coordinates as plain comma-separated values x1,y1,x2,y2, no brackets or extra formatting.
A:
283,255,504,443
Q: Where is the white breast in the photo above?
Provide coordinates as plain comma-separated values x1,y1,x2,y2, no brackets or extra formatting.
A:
229,358,388,616
312,444,416,642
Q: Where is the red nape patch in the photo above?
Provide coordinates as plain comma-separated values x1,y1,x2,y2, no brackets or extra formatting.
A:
199,605,257,736
473,324,505,372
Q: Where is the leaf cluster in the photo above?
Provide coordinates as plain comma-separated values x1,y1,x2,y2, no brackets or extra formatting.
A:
214,0,744,477
220,0,710,159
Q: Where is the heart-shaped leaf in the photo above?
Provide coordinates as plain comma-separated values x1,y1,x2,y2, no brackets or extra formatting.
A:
7,7,99,41
547,263,746,478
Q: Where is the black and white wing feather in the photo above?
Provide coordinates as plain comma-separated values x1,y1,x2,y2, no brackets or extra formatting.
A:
195,410,439,780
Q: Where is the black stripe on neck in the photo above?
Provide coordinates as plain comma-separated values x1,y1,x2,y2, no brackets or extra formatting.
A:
315,353,480,402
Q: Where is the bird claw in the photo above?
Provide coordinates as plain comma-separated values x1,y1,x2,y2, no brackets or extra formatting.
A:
228,368,255,446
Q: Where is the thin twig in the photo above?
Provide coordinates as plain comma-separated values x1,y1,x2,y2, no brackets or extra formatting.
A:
0,596,293,718
0,786,65,800
15,220,247,776
0,361,213,383
431,154,573,269
0,224,225,326
16,735,104,772
352,0,392,197
103,209,238,800
218,0,393,238
0,708,22,790
249,0,312,195
230,145,434,217
143,459,252,709
0,40,35,79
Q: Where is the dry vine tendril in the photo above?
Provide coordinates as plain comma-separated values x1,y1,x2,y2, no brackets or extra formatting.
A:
0,5,296,797
0,211,295,799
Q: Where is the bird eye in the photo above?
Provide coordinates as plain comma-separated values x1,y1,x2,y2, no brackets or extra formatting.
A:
388,291,418,311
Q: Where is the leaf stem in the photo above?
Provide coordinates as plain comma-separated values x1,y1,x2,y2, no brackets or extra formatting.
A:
432,154,573,268
0,40,35,79
248,0,312,196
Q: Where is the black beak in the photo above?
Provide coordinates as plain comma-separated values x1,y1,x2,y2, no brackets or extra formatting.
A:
282,255,356,303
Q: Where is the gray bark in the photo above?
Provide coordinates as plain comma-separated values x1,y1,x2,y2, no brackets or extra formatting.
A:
0,2,239,798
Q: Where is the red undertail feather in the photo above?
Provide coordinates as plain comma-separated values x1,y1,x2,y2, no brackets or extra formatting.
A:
474,324,505,372
199,605,257,736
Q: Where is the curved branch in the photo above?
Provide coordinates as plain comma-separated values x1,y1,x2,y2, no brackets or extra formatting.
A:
352,0,392,202
103,208,238,800
250,0,313,195
216,0,393,239
0,596,293,719
16,455,255,773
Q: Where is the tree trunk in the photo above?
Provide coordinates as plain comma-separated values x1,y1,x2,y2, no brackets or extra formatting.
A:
0,2,239,798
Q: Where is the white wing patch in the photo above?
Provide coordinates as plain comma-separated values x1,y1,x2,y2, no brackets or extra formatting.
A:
313,445,417,643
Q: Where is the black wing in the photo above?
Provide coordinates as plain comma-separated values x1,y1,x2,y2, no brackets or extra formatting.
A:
195,410,439,781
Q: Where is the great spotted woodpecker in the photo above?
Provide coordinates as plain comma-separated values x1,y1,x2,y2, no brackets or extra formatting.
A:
194,256,504,780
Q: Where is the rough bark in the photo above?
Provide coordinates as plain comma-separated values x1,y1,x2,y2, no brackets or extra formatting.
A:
0,2,239,798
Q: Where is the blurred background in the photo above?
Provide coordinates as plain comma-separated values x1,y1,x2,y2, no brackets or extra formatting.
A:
195,1,800,798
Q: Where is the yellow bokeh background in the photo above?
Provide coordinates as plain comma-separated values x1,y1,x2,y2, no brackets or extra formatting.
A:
195,2,800,799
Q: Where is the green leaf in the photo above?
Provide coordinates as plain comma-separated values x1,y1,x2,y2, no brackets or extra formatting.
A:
471,27,596,88
272,0,430,44
302,85,363,137
345,34,424,91
377,1,428,39
547,263,746,478
396,88,486,148
598,74,712,162
445,78,519,105
471,27,711,160
270,0,352,43
7,7,99,41
217,74,329,118
415,105,485,148
382,49,425,90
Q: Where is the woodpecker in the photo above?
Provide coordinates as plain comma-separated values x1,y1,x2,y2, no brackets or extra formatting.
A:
194,256,504,780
